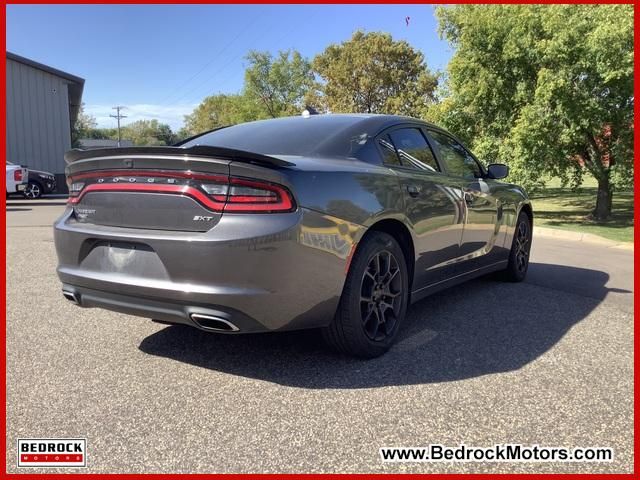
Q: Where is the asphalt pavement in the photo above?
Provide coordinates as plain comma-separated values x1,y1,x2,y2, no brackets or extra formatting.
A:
5,200,634,473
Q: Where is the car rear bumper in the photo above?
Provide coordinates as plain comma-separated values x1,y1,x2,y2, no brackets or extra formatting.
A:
59,284,273,333
54,207,363,332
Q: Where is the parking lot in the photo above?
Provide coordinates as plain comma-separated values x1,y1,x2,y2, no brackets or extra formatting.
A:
6,200,634,473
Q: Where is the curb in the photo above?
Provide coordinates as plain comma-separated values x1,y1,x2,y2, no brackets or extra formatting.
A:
534,226,634,251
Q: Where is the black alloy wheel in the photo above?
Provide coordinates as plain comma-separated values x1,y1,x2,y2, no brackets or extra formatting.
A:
360,250,403,341
322,231,409,358
514,219,530,275
504,211,532,282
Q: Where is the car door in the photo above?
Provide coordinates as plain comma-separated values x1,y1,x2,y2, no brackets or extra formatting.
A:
425,129,502,269
376,126,465,289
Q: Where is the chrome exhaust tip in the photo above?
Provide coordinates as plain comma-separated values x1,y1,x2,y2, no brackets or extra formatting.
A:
62,290,80,305
190,313,239,332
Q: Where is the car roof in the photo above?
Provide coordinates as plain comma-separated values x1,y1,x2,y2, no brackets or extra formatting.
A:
237,113,437,134
181,114,442,158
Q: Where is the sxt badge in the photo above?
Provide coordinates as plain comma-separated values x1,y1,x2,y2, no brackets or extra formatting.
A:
193,215,214,222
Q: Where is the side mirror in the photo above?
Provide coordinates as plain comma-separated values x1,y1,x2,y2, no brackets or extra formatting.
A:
486,163,509,180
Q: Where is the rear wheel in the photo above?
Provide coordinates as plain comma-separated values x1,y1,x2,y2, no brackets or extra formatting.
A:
322,232,409,358
503,211,532,282
23,181,43,199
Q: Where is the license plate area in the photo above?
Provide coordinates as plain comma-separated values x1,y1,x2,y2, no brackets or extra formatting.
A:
80,240,170,279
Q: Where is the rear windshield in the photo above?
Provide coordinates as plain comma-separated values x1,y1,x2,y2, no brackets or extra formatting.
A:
180,116,371,158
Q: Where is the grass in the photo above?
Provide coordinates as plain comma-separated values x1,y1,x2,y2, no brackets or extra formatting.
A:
530,176,634,243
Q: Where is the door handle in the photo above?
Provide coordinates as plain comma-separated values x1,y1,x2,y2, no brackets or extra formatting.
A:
406,184,421,198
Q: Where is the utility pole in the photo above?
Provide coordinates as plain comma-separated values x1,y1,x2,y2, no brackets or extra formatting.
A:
109,106,127,147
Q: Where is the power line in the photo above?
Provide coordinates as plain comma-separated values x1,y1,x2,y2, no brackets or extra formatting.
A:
164,50,249,108
166,19,294,108
206,22,299,98
109,106,127,147
157,13,262,106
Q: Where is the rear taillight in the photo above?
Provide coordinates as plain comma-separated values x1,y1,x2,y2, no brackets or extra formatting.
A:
68,182,85,199
66,170,295,213
13,170,23,182
224,178,294,212
200,182,229,202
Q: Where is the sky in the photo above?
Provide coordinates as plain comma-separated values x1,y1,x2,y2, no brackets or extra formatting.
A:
6,5,453,131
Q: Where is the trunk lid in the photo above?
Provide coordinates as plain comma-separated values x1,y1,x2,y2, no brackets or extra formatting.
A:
65,146,294,232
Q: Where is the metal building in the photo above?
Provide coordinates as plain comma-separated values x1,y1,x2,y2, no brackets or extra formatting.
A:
6,52,84,189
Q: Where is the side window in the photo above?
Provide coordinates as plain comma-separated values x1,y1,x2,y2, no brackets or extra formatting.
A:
378,135,401,166
428,130,482,179
387,128,440,172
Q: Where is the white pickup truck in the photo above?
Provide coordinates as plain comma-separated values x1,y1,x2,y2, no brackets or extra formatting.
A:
6,162,28,196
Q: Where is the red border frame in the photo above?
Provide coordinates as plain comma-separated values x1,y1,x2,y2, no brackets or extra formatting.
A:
2,1,638,478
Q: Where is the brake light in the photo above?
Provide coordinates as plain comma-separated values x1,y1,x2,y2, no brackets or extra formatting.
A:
66,170,295,213
224,178,294,212
13,170,23,182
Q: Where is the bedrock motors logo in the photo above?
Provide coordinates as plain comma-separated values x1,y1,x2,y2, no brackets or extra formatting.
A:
18,439,86,467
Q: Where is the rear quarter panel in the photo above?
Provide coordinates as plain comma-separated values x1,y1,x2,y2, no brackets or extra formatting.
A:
289,160,405,227
230,156,407,232
230,156,408,284
5,165,25,193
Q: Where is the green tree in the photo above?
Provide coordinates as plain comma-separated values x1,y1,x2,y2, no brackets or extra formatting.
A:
174,127,192,143
435,4,634,220
244,50,315,117
71,103,98,147
182,93,267,136
81,128,116,140
120,119,176,146
183,49,316,136
312,31,438,116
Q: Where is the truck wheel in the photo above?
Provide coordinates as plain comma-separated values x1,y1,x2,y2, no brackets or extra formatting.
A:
23,181,43,199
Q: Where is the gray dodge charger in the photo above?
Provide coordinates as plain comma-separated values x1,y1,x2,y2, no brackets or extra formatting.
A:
54,114,532,358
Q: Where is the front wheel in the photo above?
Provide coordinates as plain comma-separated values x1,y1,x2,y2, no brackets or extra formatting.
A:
503,211,532,282
322,231,409,358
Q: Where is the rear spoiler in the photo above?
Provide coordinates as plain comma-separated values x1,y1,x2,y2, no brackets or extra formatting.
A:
64,145,294,168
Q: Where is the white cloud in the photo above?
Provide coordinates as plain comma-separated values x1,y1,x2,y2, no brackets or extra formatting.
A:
85,103,197,131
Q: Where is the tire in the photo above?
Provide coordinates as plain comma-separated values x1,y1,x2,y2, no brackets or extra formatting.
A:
23,181,43,199
322,231,409,358
503,211,532,282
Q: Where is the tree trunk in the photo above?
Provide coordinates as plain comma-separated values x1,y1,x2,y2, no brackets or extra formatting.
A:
592,175,613,221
